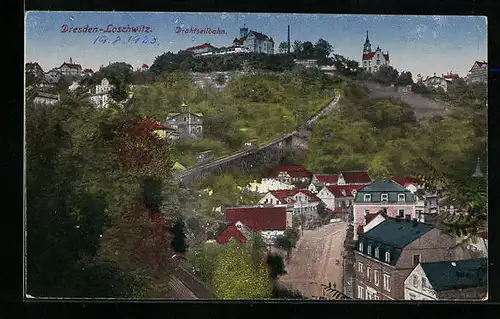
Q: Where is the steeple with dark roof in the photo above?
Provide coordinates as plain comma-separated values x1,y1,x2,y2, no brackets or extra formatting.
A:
363,30,372,53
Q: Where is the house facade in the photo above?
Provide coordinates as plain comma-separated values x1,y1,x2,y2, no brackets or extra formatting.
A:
245,178,295,194
354,218,470,300
165,103,204,140
268,165,312,185
317,184,367,211
44,69,62,84
225,206,292,244
294,59,319,69
361,31,390,73
33,92,60,105
391,177,425,221
423,74,451,92
187,43,218,55
199,46,252,56
57,58,82,76
337,171,372,185
353,179,416,240
216,221,259,245
404,258,487,300
465,61,487,84
233,26,274,54
88,78,114,108
258,189,320,223
308,174,338,193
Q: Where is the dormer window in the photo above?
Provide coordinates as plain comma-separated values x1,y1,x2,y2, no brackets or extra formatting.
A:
381,193,388,202
359,242,364,252
385,252,391,263
367,245,372,255
364,194,371,202
398,194,405,201
375,247,380,259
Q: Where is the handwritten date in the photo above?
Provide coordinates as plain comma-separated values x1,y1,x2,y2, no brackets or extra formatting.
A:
93,35,159,45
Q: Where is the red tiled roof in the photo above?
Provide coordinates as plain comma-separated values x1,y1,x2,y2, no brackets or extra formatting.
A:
269,165,312,178
443,74,459,79
391,177,419,188
216,224,248,244
268,190,297,203
142,63,149,68
59,63,82,69
325,184,367,197
186,43,216,51
314,174,338,184
225,207,287,231
340,171,372,184
362,52,375,60
234,30,273,45
295,189,321,202
469,61,488,72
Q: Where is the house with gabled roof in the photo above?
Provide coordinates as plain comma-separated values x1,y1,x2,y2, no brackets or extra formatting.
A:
233,25,274,54
391,177,425,220
317,184,367,211
353,179,417,240
216,221,259,245
268,165,312,185
404,258,487,300
57,58,82,76
225,206,292,244
258,189,321,224
165,102,203,140
354,218,471,300
308,174,338,193
465,61,487,84
186,43,218,55
338,171,372,185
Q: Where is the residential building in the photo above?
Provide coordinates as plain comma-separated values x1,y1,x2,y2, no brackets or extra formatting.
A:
442,71,460,81
141,63,149,71
82,68,94,77
26,62,44,79
56,58,82,76
404,258,487,300
44,69,63,84
317,184,367,211
165,103,204,140
68,80,80,92
151,122,178,140
354,218,472,300
268,165,312,185
465,61,487,84
391,177,425,221
258,189,321,223
216,221,259,245
32,92,60,105
361,31,390,73
423,73,452,92
233,25,274,54
353,179,417,240
199,46,252,56
294,59,319,69
186,43,218,55
245,178,295,194
337,171,372,185
225,206,292,244
308,174,339,193
88,78,114,108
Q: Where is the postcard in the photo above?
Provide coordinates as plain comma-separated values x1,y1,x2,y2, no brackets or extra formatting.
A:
25,11,487,301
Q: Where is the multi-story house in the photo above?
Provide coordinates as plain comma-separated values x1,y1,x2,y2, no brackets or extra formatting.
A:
361,31,390,73
308,174,338,193
56,58,82,76
199,46,252,56
165,103,204,140
354,218,471,300
88,78,114,108
423,73,451,92
465,61,487,84
317,184,367,211
353,179,416,240
82,68,94,77
404,258,487,300
442,71,460,81
233,25,274,55
258,189,321,224
337,171,372,185
268,165,312,185
32,92,60,105
225,206,292,245
245,178,295,194
391,177,425,221
26,62,44,80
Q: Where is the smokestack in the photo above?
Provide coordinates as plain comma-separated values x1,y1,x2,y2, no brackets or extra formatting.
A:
287,25,291,53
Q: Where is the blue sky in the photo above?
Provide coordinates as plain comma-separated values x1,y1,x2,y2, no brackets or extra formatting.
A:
25,12,487,78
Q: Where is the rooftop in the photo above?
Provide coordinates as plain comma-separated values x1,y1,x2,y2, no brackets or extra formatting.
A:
361,218,434,249
420,258,487,292
225,206,287,231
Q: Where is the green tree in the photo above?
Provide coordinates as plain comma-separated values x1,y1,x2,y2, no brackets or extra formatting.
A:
396,71,413,86
266,254,287,279
314,38,333,57
212,240,273,299
292,40,303,54
171,218,189,253
278,41,289,53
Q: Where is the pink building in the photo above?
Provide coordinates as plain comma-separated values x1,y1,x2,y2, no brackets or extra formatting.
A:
353,179,417,240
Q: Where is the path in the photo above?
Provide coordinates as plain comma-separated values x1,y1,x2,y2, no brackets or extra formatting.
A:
279,222,347,298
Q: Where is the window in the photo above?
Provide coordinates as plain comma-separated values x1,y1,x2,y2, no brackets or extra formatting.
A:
367,245,372,255
412,275,419,288
364,194,371,201
385,252,391,263
374,270,380,286
374,247,380,259
357,286,365,299
398,209,405,217
366,267,371,281
364,209,370,215
359,242,363,252
383,274,391,291
413,254,421,266
358,262,364,273
398,194,406,201
381,193,388,202
422,278,427,289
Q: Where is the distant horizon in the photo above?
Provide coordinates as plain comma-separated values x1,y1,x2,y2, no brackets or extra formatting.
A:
25,12,487,78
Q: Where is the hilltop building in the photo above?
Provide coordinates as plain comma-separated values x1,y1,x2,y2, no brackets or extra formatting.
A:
56,57,82,76
233,25,274,54
422,73,452,92
361,31,390,73
465,61,487,84
87,78,114,108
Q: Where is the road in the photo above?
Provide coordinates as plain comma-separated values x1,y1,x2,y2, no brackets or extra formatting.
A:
278,221,347,299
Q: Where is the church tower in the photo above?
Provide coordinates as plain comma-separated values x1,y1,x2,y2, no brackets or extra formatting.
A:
363,30,372,53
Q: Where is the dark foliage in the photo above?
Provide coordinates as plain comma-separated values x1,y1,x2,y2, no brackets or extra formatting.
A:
266,254,287,280
171,218,189,253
